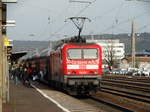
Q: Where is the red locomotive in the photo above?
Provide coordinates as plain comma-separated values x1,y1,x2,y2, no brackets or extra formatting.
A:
26,42,102,95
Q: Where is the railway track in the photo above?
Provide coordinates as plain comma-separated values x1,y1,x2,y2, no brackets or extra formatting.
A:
102,75,150,83
73,75,150,112
101,75,150,93
91,91,150,112
101,80,150,93
74,90,150,112
101,85,150,102
91,75,150,112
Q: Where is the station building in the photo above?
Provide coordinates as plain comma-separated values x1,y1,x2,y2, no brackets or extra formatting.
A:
121,52,150,70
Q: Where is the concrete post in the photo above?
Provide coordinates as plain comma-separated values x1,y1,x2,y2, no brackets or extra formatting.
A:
0,1,3,111
131,21,136,68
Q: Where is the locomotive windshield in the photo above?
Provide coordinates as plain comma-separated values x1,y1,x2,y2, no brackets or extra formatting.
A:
67,48,98,59
67,49,82,59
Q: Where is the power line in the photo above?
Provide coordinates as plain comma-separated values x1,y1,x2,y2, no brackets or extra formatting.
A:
92,2,125,21
69,0,92,4
75,0,96,16
100,9,150,34
137,22,150,32
50,23,68,38
88,1,150,35
86,2,126,34
44,3,73,40
47,0,96,40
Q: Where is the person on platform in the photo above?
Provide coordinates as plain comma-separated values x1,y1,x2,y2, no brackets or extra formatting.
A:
14,64,20,85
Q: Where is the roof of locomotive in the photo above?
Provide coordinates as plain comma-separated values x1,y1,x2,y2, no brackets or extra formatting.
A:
63,42,100,46
58,42,101,50
65,42,97,45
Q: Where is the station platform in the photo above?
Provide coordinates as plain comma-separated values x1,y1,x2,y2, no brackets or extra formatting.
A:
2,80,64,112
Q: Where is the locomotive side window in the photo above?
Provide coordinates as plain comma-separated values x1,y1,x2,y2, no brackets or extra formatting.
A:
83,49,98,59
67,49,82,59
67,48,98,59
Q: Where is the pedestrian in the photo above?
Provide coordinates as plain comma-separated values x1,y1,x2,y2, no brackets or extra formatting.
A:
14,64,20,85
22,64,32,87
27,65,33,80
10,65,15,80
32,67,39,81
19,64,24,82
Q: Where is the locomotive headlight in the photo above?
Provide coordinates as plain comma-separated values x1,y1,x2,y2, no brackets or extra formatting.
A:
68,70,76,74
94,70,98,74
89,70,98,74
68,70,71,74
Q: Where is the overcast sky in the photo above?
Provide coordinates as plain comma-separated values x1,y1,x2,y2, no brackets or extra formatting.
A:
7,0,150,41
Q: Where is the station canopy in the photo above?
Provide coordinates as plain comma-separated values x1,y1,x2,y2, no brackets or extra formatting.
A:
10,51,27,62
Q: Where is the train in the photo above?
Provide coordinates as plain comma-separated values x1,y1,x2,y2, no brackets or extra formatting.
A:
24,41,102,95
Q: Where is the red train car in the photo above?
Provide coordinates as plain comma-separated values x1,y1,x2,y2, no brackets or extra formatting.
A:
49,43,102,94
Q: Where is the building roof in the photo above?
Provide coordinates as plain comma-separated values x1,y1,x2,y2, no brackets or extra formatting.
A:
10,51,27,62
126,57,150,62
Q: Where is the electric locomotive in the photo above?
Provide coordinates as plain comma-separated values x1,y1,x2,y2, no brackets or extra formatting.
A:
49,42,102,94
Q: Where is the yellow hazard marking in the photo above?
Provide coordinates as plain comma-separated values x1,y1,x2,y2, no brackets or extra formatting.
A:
3,36,10,47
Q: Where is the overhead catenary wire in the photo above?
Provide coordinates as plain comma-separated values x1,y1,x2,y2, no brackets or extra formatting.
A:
69,0,92,4
49,0,97,39
74,0,97,16
9,0,150,41
28,2,71,40
100,9,150,34
15,0,57,15
136,22,150,33
112,2,126,36
92,2,125,21
86,2,126,35
62,0,149,37
25,1,138,40
37,3,71,39
87,1,150,35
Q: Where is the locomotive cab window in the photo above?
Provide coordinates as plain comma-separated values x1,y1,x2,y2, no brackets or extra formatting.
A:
83,49,98,59
67,48,98,59
67,49,82,59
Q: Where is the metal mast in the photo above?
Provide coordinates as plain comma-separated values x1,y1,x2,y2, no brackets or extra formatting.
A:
131,21,136,68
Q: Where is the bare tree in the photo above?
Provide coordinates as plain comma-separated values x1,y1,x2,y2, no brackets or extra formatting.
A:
103,40,117,71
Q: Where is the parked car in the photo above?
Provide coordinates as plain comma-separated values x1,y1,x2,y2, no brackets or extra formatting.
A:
142,70,150,76
102,69,110,75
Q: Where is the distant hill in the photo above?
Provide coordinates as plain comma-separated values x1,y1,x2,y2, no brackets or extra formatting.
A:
83,32,150,54
12,40,49,52
12,32,150,54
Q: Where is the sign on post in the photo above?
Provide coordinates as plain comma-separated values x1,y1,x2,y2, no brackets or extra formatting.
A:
2,0,17,3
3,20,16,27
